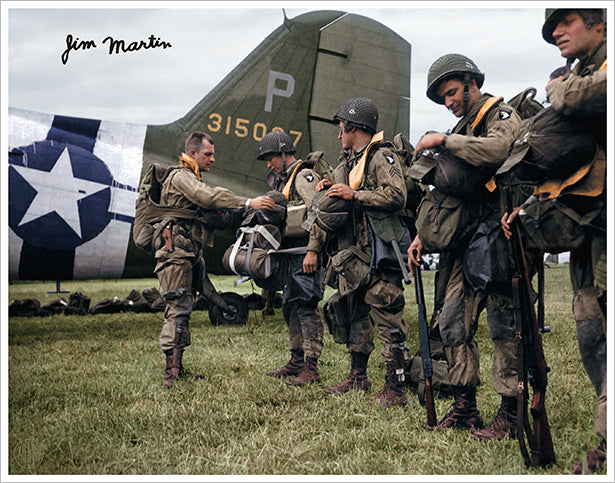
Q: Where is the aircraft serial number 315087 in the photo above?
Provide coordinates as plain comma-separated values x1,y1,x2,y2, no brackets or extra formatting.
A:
8,10,411,284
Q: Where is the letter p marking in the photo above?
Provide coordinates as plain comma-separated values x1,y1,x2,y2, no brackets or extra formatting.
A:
265,71,295,112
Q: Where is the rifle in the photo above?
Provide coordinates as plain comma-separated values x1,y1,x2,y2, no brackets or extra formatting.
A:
411,250,437,428
505,189,555,467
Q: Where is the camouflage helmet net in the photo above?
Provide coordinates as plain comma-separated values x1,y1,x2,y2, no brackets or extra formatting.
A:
256,131,296,160
333,97,379,134
426,53,485,104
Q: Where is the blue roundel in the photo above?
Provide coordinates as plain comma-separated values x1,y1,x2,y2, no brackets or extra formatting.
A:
9,140,114,251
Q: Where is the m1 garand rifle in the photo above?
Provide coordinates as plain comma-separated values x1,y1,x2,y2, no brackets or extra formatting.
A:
505,188,555,467
411,250,437,428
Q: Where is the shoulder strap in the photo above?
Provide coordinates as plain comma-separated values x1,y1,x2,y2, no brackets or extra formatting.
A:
470,96,503,132
282,161,304,200
348,130,385,190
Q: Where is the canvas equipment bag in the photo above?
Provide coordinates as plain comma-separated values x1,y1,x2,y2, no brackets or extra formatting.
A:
329,245,372,296
463,213,510,292
121,289,152,313
415,188,481,253
90,297,124,315
9,299,41,317
222,224,282,282
39,298,69,316
65,292,91,316
406,354,454,405
517,198,601,254
142,287,165,312
496,106,597,186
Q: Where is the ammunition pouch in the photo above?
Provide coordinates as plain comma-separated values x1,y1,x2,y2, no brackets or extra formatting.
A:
330,245,371,296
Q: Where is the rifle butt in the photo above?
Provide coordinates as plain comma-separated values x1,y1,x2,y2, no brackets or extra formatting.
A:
531,403,556,466
424,377,437,428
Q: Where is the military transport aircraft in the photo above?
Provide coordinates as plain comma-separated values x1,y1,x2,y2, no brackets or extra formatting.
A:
8,10,411,283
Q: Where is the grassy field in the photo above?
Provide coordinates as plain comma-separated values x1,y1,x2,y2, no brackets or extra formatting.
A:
5,265,607,477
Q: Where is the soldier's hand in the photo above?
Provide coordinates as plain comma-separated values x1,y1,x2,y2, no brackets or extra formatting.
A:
549,63,571,81
501,207,521,240
250,196,276,210
327,183,354,200
303,250,318,274
413,132,446,159
407,235,423,267
316,179,332,192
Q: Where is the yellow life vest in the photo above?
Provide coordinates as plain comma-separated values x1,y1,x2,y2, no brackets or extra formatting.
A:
178,153,201,181
282,161,304,200
348,131,384,190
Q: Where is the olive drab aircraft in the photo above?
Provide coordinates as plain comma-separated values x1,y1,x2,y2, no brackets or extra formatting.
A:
8,10,411,283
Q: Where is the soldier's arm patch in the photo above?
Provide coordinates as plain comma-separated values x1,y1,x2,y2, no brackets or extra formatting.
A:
499,107,512,120
303,172,314,183
384,152,396,164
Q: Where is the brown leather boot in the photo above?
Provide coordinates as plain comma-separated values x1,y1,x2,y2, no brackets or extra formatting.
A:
286,356,321,386
472,396,517,441
326,352,371,394
428,386,484,430
163,348,180,388
373,362,408,408
267,350,304,378
573,439,607,474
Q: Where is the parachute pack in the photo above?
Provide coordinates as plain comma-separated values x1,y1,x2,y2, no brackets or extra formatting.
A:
222,191,295,290
133,163,234,255
132,164,200,254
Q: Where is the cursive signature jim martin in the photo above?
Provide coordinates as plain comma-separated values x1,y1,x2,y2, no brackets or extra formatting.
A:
61,34,172,65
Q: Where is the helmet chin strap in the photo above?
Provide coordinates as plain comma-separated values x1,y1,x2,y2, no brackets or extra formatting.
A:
463,73,471,116
282,152,287,173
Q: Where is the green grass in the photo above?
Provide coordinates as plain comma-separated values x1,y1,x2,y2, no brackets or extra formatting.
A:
6,266,605,475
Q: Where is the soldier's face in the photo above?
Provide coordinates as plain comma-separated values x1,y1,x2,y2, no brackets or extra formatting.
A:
193,141,215,171
338,121,354,149
438,79,466,118
266,154,284,173
552,12,603,60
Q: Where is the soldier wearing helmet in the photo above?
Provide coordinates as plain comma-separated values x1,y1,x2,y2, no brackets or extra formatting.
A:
304,97,412,408
502,8,607,474
257,130,330,387
408,54,525,436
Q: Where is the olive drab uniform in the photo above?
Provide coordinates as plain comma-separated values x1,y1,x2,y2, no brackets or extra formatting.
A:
271,158,326,374
433,94,522,390
155,156,249,385
308,134,409,374
537,38,607,439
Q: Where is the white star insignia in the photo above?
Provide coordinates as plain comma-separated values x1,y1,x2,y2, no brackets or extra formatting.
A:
11,147,109,238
